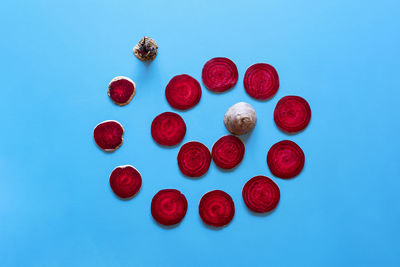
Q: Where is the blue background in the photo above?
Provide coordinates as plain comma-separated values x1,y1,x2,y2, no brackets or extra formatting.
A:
1,0,399,266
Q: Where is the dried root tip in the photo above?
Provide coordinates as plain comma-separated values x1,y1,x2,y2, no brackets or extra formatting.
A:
133,36,158,61
224,102,257,135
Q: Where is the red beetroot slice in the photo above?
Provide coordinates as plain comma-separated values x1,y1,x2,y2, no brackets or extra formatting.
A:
199,190,235,227
108,76,136,106
242,176,280,213
93,120,124,151
244,63,279,100
109,165,142,199
267,140,305,179
151,112,186,146
165,74,202,110
274,96,311,133
212,135,245,169
202,57,238,92
151,189,188,226
177,141,211,177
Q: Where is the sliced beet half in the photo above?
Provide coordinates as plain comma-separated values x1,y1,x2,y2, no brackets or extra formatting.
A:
177,141,211,177
199,190,235,227
274,96,311,133
109,165,142,199
212,135,245,169
93,120,124,151
202,57,238,92
243,63,279,100
151,112,186,146
165,74,202,110
108,76,136,106
267,140,305,179
242,176,280,213
151,189,188,226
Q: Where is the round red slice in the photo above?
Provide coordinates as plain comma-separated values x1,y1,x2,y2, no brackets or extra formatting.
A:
212,135,245,169
93,120,124,151
202,57,238,92
267,140,305,179
165,74,202,110
243,63,279,100
151,189,188,226
108,76,136,106
151,112,186,146
177,141,211,177
274,96,311,133
199,190,235,227
109,165,142,199
242,176,280,213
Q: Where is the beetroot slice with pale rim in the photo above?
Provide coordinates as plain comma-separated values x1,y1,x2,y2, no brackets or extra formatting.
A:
267,140,305,179
199,190,235,227
108,76,136,106
202,57,238,92
151,189,188,226
274,95,311,133
109,165,142,199
244,63,279,100
93,120,124,151
242,176,280,213
212,135,245,169
151,112,186,146
177,141,211,177
165,74,202,110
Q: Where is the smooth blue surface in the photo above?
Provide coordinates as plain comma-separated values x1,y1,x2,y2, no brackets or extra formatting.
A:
1,0,400,266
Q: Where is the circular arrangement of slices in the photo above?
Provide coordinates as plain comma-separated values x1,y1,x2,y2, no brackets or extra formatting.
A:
274,95,311,133
108,76,136,106
94,51,312,229
212,135,245,169
165,74,202,110
267,140,305,179
244,63,279,100
242,176,280,213
199,190,235,227
177,141,211,177
151,189,188,226
151,112,186,146
109,165,142,199
202,57,238,92
93,120,124,151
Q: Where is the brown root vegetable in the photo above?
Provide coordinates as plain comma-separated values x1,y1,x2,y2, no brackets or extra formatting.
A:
133,36,158,61
224,102,257,135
